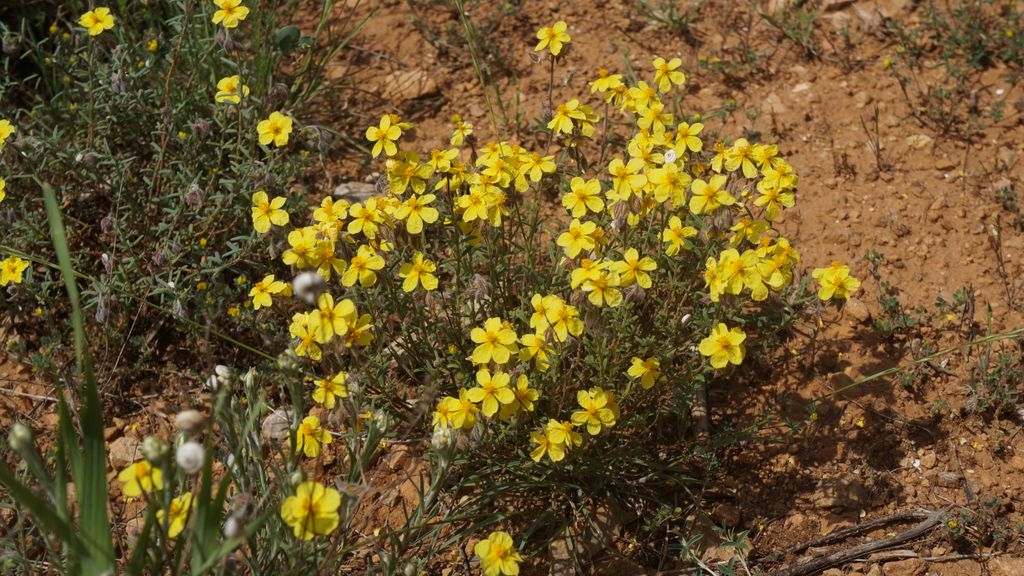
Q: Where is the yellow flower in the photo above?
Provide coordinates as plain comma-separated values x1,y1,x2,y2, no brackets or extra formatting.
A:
474,530,523,576
530,428,564,462
534,21,570,56
0,177,6,204
544,297,583,343
342,244,385,287
500,374,539,419
394,193,439,234
366,114,403,158
446,389,480,430
648,162,692,205
562,177,604,218
79,7,115,36
627,357,662,389
518,333,552,373
545,419,582,451
280,481,341,540
398,252,439,292
313,372,348,409
343,313,374,348
466,368,515,418
571,387,618,435
248,274,288,310
556,219,598,259
290,313,322,360
0,119,15,149
450,114,473,146
698,323,746,369
215,75,250,104
212,0,250,28
295,415,331,458
117,461,163,500
689,174,735,215
724,138,759,179
147,39,158,52
251,190,289,233
547,99,586,135
0,256,30,286
607,157,647,202
470,317,518,366
257,111,293,147
582,268,622,308
676,121,704,152
811,261,861,301
612,248,657,289
662,216,698,256
311,293,355,343
590,68,624,93
652,56,686,93
157,492,192,538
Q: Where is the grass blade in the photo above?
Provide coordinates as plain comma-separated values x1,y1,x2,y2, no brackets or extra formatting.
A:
41,181,115,574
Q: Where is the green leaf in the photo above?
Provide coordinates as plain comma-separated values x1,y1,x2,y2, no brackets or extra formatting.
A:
274,25,301,55
41,181,115,575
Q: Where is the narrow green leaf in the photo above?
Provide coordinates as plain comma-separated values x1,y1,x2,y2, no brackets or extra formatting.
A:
41,182,115,574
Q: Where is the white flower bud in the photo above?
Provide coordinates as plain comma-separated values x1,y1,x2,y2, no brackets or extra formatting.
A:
292,271,324,305
175,441,205,474
174,410,206,434
223,516,243,539
664,149,678,164
7,423,33,452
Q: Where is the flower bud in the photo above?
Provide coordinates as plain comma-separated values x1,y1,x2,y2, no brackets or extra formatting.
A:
292,270,324,305
223,517,243,539
289,469,305,486
175,441,205,474
174,410,206,435
142,435,170,463
7,423,33,452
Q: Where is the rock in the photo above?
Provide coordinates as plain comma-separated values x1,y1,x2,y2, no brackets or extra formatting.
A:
108,436,142,469
712,503,742,527
594,558,647,575
919,451,937,469
701,545,739,566
927,196,946,222
845,298,871,323
260,409,292,442
996,146,1018,171
548,536,574,576
906,134,934,150
866,565,883,576
1010,454,1024,470
823,569,844,576
333,181,376,202
989,557,1024,576
792,82,812,94
822,0,855,11
381,69,438,101
883,558,925,576
936,471,963,488
992,177,1013,196
764,92,789,115
854,91,873,108
824,11,853,31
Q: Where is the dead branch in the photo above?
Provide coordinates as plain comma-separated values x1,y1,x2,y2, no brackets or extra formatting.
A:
756,509,932,564
763,506,952,576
